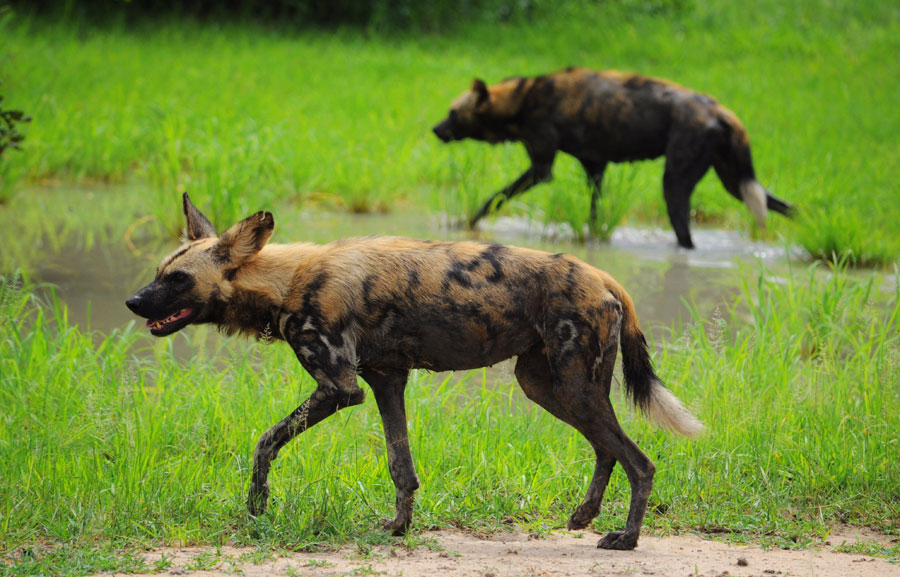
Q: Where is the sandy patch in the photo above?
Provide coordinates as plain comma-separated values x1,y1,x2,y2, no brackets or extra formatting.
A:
100,528,898,577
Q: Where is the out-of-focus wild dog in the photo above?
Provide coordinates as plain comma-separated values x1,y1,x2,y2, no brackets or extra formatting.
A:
432,67,794,248
125,194,703,550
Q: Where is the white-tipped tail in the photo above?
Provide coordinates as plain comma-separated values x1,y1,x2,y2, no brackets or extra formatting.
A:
647,379,704,438
739,179,768,229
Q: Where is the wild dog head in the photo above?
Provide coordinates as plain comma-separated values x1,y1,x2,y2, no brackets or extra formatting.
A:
125,193,274,336
432,77,532,144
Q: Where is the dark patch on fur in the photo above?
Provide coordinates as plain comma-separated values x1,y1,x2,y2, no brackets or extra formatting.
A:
481,244,506,283
299,272,329,320
407,268,421,290
159,246,190,275
444,260,474,289
211,245,232,265
221,289,282,338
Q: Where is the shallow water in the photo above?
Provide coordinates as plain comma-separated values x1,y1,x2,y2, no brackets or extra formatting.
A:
28,205,795,341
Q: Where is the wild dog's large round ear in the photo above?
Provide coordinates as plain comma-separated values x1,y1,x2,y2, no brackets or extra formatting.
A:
214,210,275,268
471,78,489,105
484,76,532,118
183,192,217,241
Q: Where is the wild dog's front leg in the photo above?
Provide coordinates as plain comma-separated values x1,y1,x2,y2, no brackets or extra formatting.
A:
470,146,557,227
362,368,419,536
247,383,364,516
249,316,364,516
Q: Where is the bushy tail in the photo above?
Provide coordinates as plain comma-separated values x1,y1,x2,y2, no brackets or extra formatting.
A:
612,284,704,438
714,105,776,228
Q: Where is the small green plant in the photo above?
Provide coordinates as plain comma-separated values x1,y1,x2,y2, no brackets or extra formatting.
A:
237,547,277,565
834,538,900,560
153,552,174,571
225,559,246,576
587,166,638,241
0,271,27,323
793,203,900,267
0,92,30,159
185,549,225,571
0,89,31,204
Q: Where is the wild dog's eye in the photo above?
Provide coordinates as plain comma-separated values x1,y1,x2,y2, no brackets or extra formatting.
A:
449,110,458,122
169,270,190,284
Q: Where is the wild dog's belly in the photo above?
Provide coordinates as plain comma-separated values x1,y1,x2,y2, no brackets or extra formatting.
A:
556,112,670,162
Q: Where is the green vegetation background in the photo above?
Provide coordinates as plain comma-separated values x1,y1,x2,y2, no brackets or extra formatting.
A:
1,1,899,574
2,0,899,264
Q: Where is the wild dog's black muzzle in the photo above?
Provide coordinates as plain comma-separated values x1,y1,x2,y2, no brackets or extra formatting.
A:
432,120,454,143
126,280,200,336
126,281,163,318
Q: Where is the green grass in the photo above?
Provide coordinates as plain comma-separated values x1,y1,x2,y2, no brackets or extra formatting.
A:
1,0,899,264
1,3,899,573
1,258,898,574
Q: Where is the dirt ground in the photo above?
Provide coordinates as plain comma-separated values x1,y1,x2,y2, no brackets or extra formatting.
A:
101,526,899,577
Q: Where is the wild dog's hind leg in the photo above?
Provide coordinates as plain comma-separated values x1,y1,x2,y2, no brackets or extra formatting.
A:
548,303,655,550
591,416,656,550
514,346,617,532
362,368,419,536
568,311,622,531
662,125,716,249
588,311,656,550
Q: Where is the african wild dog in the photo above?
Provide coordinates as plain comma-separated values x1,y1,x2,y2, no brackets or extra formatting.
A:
432,67,795,249
126,194,703,550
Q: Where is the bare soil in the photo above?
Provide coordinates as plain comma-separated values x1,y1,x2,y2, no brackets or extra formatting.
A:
103,527,899,577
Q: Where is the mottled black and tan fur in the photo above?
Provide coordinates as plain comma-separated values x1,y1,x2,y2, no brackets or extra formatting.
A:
433,67,795,249
126,194,703,550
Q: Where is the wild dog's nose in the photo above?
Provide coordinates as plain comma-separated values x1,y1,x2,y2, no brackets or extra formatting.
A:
125,294,143,314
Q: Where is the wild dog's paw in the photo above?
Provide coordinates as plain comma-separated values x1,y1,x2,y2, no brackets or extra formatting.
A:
597,531,638,550
566,509,594,531
247,483,270,517
380,516,411,537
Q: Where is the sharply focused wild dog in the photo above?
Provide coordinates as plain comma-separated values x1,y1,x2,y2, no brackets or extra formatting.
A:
126,194,703,550
432,67,795,248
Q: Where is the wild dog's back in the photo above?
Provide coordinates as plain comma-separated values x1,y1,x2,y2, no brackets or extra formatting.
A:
542,68,711,161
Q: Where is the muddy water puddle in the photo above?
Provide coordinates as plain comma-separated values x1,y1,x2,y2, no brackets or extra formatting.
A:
5,191,803,392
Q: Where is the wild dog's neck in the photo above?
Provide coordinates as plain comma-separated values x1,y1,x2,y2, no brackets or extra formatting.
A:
481,115,520,143
219,242,321,340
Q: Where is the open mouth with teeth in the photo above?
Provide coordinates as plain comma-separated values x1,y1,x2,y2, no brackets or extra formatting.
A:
146,307,196,336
